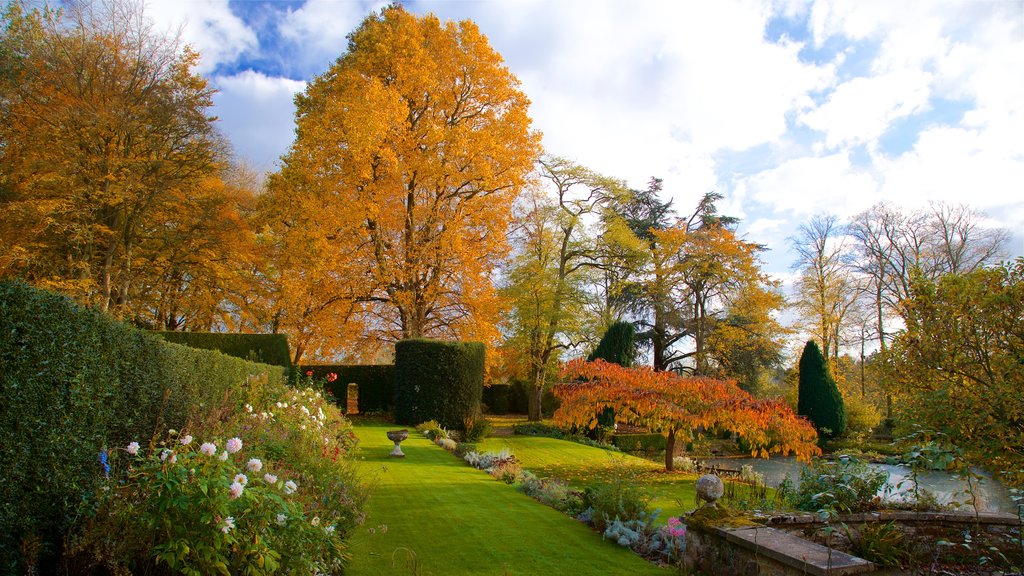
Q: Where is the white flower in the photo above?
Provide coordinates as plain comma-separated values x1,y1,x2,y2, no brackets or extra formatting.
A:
325,525,336,535
263,473,278,484
234,473,248,486
200,442,217,456
301,406,310,415
246,458,263,473
276,401,284,408
160,449,173,461
221,516,235,533
276,513,287,526
126,441,140,456
245,404,253,413
260,411,268,419
311,516,320,526
318,408,325,420
226,437,242,454
229,481,244,499
168,429,177,435
219,450,229,461
283,480,298,495
180,435,193,446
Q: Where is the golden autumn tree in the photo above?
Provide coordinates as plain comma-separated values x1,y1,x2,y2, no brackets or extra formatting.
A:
555,359,820,471
0,1,224,315
266,5,541,356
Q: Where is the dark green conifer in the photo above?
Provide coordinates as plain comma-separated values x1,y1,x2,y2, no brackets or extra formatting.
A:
797,340,847,439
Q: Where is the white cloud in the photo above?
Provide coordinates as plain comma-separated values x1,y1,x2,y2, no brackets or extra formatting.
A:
799,70,933,149
212,71,306,171
740,151,879,217
278,0,388,72
144,0,256,73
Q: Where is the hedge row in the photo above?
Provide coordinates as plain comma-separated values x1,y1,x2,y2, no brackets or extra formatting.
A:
612,433,668,453
156,331,292,368
300,364,394,413
0,281,286,570
482,381,560,416
393,339,484,430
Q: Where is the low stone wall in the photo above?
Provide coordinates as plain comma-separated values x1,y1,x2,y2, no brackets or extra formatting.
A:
684,510,1022,575
767,510,1022,566
685,524,873,576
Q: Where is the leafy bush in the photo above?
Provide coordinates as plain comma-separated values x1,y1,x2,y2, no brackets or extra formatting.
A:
393,339,484,429
0,281,287,571
302,364,394,413
462,414,492,443
789,457,888,513
584,467,654,531
672,456,698,473
69,379,366,574
416,420,449,441
849,521,910,568
156,331,292,368
513,422,565,438
613,433,667,453
518,472,585,515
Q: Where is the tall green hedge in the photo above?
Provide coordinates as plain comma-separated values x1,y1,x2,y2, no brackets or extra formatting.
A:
301,364,394,413
0,281,286,570
797,340,847,440
392,339,484,429
156,331,292,368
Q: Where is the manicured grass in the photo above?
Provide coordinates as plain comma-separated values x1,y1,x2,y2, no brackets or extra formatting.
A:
346,423,667,575
479,435,700,520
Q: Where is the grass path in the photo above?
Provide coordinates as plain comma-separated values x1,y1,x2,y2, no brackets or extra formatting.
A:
345,422,667,576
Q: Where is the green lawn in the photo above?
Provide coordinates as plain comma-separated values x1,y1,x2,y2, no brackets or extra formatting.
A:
345,423,667,576
478,436,700,520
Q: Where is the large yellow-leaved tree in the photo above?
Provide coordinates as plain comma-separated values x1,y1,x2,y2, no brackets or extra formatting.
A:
263,5,541,358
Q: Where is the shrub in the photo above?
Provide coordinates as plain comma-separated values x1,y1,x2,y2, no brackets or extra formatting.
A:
798,340,847,440
416,420,449,441
513,422,565,438
436,438,457,451
462,414,492,443
789,457,888,513
672,456,698,473
584,467,654,531
518,472,585,515
393,339,484,429
612,433,667,453
301,364,394,413
0,281,287,571
156,331,292,368
69,380,366,574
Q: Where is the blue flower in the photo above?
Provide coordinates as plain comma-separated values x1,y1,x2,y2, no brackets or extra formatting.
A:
99,449,109,478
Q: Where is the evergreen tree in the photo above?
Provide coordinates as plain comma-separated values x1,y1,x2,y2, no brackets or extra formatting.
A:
797,340,847,439
587,320,635,432
587,320,636,367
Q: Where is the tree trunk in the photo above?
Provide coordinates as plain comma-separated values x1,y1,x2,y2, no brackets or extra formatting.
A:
528,382,543,421
665,429,676,471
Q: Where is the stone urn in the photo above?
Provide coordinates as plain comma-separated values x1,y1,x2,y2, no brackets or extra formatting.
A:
386,429,409,458
695,474,724,507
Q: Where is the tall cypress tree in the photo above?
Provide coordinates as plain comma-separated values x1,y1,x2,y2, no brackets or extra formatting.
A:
797,340,847,439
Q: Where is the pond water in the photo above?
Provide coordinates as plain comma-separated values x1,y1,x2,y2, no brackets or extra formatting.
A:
705,456,1019,514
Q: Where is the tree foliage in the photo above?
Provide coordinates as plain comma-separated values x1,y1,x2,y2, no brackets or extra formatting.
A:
265,5,541,359
890,259,1024,479
500,156,626,420
554,359,820,470
797,340,847,439
0,0,242,320
586,320,635,367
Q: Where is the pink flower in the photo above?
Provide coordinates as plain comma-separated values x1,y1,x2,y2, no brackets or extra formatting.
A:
306,370,313,376
327,373,338,382
221,516,235,533
226,437,242,454
263,473,278,484
200,442,217,456
246,458,263,472
234,473,248,486
283,480,298,495
229,481,244,499
179,435,193,446
126,441,140,456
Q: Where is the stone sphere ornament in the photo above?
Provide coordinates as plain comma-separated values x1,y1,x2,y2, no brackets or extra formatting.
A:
386,429,409,458
695,474,724,506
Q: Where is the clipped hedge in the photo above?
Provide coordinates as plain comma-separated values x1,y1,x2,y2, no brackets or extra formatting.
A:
0,281,286,570
301,364,394,413
392,339,484,430
156,331,292,368
612,433,668,453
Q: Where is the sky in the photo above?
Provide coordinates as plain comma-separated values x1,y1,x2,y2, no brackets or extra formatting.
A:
143,0,1024,277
